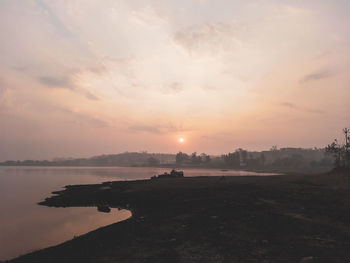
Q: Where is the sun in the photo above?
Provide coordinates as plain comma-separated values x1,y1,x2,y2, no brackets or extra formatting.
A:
179,137,184,143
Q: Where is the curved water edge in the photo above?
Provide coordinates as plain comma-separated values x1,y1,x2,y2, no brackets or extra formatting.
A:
2,207,132,261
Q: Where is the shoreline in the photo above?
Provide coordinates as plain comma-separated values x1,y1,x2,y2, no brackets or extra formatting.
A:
0,164,329,175
8,173,350,263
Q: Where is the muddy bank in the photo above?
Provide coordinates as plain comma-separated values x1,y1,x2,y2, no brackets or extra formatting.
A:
8,173,350,263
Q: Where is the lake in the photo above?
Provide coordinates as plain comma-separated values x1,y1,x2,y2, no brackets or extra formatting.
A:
0,166,277,260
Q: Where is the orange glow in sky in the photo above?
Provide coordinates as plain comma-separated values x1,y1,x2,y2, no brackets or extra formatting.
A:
0,0,349,160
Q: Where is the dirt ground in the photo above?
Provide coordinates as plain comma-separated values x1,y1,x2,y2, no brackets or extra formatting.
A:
8,172,350,263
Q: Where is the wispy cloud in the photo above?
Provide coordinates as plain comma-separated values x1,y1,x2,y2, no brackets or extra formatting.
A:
67,111,108,127
129,123,188,134
87,65,109,76
0,77,12,110
280,102,324,114
173,22,247,56
39,76,72,89
41,104,109,128
162,82,183,94
35,0,73,38
129,125,163,134
299,70,333,84
281,102,296,108
38,75,99,101
0,86,9,109
202,134,226,140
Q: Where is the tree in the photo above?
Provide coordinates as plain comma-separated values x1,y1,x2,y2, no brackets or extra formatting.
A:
344,128,350,166
222,152,240,167
176,152,189,164
326,140,343,167
190,152,202,164
325,128,350,169
200,153,211,164
270,145,278,151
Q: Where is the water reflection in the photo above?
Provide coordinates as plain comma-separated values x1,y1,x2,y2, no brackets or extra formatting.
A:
0,207,131,260
0,167,132,260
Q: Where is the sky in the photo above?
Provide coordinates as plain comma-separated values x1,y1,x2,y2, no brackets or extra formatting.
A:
0,0,349,160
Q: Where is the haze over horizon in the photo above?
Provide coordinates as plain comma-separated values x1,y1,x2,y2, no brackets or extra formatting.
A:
1,0,349,161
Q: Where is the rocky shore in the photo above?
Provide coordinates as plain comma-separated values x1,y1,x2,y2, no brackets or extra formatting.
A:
8,173,350,263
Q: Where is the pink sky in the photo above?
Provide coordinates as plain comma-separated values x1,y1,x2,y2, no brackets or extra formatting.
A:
0,0,349,160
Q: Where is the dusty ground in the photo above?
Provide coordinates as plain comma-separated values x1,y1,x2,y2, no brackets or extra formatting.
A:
8,172,350,263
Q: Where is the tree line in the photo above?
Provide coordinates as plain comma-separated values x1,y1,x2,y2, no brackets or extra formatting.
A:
174,147,332,173
4,129,349,174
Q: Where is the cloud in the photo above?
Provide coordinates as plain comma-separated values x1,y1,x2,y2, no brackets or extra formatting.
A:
81,90,99,101
201,132,235,140
38,75,99,101
299,70,333,84
280,102,324,114
0,86,9,109
11,66,26,72
69,112,108,127
162,82,183,94
46,105,109,128
35,0,73,38
39,76,72,89
281,102,296,108
129,125,163,134
129,123,187,134
173,22,247,56
0,78,12,110
87,65,109,76
304,108,324,114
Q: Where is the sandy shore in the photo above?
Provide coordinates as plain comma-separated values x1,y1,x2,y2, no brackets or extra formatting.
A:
8,173,350,263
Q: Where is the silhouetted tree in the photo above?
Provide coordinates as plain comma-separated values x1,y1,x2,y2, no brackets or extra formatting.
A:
176,152,189,164
200,153,211,164
270,145,278,151
190,152,202,164
325,128,350,168
344,128,350,167
222,152,240,167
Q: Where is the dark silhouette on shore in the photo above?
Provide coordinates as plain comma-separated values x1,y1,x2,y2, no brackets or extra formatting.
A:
151,169,184,179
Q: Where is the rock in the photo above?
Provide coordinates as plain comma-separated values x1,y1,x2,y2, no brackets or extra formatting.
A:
97,205,111,213
152,170,184,179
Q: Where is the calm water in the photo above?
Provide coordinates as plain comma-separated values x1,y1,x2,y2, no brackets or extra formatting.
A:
0,166,277,260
